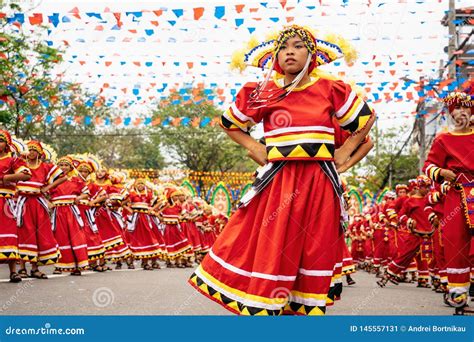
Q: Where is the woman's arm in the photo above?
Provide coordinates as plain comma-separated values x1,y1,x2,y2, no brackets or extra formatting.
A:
337,137,374,173
41,175,68,194
2,171,31,184
74,193,89,204
226,130,267,166
334,114,375,168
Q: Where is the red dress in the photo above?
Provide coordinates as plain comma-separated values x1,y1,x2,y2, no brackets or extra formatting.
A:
0,155,30,263
77,182,106,261
148,212,167,258
179,203,202,254
127,190,161,259
161,204,192,260
423,130,474,294
16,162,62,265
190,77,373,315
93,182,129,261
387,195,433,280
49,177,89,271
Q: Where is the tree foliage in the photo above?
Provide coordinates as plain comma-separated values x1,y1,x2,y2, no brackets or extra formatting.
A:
151,89,257,172
344,126,420,192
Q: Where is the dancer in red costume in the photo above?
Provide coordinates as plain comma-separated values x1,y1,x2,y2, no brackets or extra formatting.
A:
17,141,65,279
180,194,203,265
50,156,89,275
378,175,435,288
157,187,192,268
422,86,473,313
189,25,374,315
74,155,107,272
123,179,161,270
0,130,31,282
94,167,129,270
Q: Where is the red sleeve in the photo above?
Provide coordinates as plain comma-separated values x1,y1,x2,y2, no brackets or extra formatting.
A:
220,82,264,133
331,80,374,134
11,157,31,175
423,134,447,183
398,200,411,225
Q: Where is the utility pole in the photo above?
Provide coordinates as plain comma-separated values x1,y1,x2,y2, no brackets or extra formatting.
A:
447,0,457,80
374,116,379,158
417,76,426,174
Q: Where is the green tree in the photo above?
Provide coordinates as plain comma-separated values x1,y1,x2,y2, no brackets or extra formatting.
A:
94,128,165,170
0,3,65,137
150,88,257,172
344,126,420,192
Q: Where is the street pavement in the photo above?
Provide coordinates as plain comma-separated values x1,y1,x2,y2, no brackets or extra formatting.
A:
0,264,457,315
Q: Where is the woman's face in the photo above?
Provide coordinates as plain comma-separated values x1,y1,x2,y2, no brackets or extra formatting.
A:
96,169,106,179
27,149,39,160
137,183,145,191
276,36,309,75
58,162,72,174
451,106,471,129
79,168,90,180
397,189,407,197
0,141,7,153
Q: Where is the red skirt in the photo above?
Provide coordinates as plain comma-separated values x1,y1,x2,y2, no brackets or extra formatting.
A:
17,196,60,265
53,206,89,271
0,197,19,262
189,161,343,316
341,241,356,275
150,217,167,257
94,207,127,250
78,205,105,261
199,229,210,254
128,213,161,259
181,221,202,254
163,223,192,260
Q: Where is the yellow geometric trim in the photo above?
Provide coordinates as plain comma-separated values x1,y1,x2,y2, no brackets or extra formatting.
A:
267,146,285,160
198,265,288,306
338,96,362,124
316,143,333,158
448,282,470,288
291,290,327,300
266,132,334,144
287,145,310,158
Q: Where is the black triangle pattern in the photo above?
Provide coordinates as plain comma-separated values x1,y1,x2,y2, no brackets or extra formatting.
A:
327,285,335,300
269,143,336,159
192,274,326,316
342,103,372,133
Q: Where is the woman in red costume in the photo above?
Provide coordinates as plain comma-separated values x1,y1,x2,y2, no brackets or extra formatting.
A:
422,86,473,314
189,25,374,315
94,167,129,270
17,141,65,279
74,155,107,272
123,179,161,270
157,187,192,268
179,194,203,265
50,156,89,275
0,130,31,282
